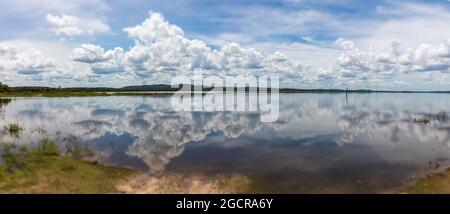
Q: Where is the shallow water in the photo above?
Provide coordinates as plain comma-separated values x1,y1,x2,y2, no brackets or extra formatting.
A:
1,93,450,193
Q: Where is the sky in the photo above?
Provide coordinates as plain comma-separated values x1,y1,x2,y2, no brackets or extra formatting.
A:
1,0,450,90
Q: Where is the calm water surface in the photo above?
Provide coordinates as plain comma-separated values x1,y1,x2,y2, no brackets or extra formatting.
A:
1,93,450,193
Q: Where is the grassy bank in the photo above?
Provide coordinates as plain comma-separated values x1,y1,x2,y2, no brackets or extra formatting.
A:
401,168,450,194
0,139,137,193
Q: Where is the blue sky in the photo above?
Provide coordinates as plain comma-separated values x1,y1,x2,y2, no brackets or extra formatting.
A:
1,0,450,90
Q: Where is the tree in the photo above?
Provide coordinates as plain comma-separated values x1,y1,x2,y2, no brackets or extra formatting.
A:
0,82,10,92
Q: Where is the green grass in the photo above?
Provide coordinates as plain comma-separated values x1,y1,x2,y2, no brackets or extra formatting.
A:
0,139,137,193
37,138,60,156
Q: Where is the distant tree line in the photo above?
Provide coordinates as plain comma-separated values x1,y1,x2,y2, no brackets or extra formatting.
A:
3,82,445,94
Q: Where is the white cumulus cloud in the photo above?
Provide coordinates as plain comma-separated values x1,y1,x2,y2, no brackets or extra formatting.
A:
72,44,124,74
0,44,56,75
73,11,309,83
334,37,450,77
46,13,110,38
0,43,94,85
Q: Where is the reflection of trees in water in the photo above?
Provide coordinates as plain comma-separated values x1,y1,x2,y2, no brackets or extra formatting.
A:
0,98,12,119
0,98,11,107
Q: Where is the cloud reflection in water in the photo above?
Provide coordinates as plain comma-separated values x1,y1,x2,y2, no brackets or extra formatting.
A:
1,94,450,178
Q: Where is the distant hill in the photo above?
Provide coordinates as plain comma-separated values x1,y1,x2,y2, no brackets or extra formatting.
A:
120,84,176,91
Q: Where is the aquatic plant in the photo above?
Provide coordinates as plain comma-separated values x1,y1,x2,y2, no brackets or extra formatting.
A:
65,142,93,160
4,123,23,137
37,138,60,156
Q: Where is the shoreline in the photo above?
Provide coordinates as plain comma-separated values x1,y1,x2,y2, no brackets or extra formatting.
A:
3,90,450,98
0,141,138,194
401,166,450,194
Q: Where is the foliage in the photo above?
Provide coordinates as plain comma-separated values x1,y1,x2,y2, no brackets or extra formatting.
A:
0,91,111,97
4,123,23,137
37,138,60,156
0,82,10,93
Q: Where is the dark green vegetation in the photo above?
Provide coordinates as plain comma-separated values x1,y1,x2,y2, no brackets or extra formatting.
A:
0,137,136,193
0,82,10,93
0,91,110,97
4,123,23,137
2,82,450,97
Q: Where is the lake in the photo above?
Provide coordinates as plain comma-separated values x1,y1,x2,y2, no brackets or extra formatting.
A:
1,93,450,193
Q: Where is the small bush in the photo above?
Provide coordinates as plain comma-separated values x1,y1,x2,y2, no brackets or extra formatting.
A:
4,123,23,137
37,138,60,156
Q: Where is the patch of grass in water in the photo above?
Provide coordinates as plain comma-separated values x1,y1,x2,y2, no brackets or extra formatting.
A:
4,123,23,137
37,138,60,156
